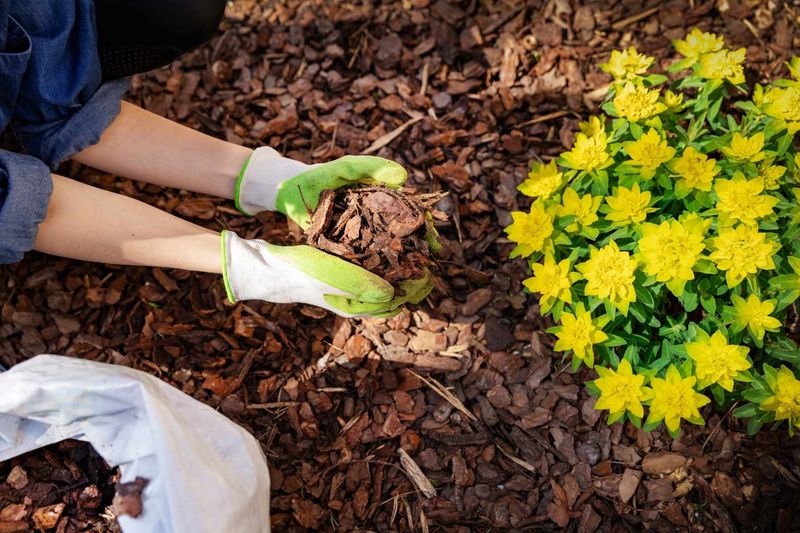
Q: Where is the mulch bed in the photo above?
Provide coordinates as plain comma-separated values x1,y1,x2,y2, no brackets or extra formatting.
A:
3,0,800,531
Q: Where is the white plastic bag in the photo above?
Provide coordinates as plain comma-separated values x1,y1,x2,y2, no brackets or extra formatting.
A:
0,354,271,533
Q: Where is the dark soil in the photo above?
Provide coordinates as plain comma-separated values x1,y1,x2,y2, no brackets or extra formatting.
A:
3,1,800,532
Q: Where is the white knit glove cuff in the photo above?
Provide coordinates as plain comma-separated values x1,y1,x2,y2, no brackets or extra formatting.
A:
235,147,311,216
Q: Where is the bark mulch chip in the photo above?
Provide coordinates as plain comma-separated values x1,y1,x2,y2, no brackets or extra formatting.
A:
0,440,138,533
305,186,446,284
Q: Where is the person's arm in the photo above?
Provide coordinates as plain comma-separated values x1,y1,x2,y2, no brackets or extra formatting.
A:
72,102,409,228
72,101,251,199
34,174,222,272
32,175,415,317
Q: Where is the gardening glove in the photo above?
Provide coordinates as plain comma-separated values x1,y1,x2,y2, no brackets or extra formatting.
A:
235,148,408,228
221,231,433,318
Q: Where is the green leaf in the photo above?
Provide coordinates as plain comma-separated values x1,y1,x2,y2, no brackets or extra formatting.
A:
711,384,726,406
551,299,564,322
629,121,643,139
777,131,794,156
770,274,800,291
636,285,655,308
733,403,760,418
643,416,662,432
700,293,717,315
645,74,668,86
766,336,800,366
747,417,765,435
680,289,699,312
667,57,695,73
708,97,724,126
604,334,628,348
775,290,800,312
628,303,647,323
694,259,718,275
623,345,640,367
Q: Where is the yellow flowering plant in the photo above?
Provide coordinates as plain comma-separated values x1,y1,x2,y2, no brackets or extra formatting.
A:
506,31,800,437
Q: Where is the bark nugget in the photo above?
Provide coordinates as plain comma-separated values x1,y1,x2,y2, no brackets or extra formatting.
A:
304,186,446,299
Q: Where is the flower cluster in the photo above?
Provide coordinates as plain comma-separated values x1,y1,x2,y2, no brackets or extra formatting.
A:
505,30,800,436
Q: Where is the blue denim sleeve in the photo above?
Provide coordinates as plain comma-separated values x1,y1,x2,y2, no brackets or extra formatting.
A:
0,150,52,264
14,78,129,169
9,1,129,168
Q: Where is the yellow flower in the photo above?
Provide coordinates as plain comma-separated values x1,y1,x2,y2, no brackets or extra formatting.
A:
504,201,554,258
647,365,710,434
557,188,601,232
673,28,725,59
561,132,613,173
731,294,781,341
757,162,787,190
761,366,800,430
613,82,666,122
577,241,638,314
518,160,563,199
721,132,766,162
600,47,654,79
697,48,746,84
523,256,579,313
672,146,718,193
605,183,655,226
553,304,608,366
709,225,779,287
686,330,751,391
762,85,800,134
593,360,651,421
623,129,676,178
637,219,705,296
663,90,684,110
715,174,778,225
579,116,605,137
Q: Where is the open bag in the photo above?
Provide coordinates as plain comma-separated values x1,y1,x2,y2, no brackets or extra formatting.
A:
0,355,271,532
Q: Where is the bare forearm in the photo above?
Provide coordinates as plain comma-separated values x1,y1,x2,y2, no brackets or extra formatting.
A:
34,175,222,273
73,102,252,199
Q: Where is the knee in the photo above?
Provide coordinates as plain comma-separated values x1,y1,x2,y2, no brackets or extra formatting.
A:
173,0,226,50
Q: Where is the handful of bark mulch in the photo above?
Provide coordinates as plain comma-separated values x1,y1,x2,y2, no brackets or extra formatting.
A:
304,186,447,285
0,440,148,533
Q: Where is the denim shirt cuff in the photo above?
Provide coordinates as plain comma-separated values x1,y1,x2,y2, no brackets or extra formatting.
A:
0,151,53,263
15,78,129,169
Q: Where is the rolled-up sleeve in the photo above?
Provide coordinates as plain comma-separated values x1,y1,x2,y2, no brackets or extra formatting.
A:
10,1,128,168
14,78,128,168
0,150,52,263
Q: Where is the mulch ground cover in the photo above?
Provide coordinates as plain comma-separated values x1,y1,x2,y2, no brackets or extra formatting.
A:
3,0,800,531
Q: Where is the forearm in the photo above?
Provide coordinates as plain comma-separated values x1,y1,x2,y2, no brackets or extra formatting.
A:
73,102,252,199
34,175,222,273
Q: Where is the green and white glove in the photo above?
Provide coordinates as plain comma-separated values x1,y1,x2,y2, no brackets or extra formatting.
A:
235,148,408,227
221,231,432,318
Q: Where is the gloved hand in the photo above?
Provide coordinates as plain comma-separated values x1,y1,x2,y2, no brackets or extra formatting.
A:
221,231,433,318
235,148,408,227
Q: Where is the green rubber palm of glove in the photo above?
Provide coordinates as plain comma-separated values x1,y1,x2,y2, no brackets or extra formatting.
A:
324,269,435,318
276,155,407,228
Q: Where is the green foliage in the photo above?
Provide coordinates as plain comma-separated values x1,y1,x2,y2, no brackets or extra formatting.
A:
506,31,800,435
